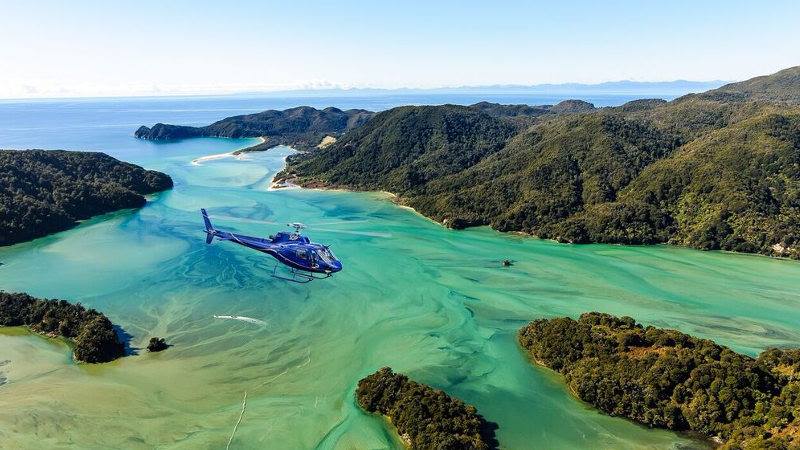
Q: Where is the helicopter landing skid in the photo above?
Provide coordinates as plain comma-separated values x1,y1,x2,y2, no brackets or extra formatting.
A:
271,264,332,283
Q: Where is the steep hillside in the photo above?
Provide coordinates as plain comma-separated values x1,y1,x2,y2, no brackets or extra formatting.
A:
282,67,800,258
557,112,800,256
694,66,800,104
278,105,518,193
409,113,680,229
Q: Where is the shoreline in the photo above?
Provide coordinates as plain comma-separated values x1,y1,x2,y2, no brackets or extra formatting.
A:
205,142,798,263
276,177,799,262
191,137,266,165
232,136,270,155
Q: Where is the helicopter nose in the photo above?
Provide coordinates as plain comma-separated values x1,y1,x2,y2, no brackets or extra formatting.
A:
329,260,343,273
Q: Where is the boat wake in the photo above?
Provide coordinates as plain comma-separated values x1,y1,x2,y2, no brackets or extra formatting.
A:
213,315,266,326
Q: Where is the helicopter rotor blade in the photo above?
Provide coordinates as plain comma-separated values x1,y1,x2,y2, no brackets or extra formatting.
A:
209,215,283,226
206,214,389,237
208,214,368,228
311,227,392,238
306,220,368,226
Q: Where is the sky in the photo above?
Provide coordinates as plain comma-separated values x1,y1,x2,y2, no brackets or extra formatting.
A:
1,0,799,99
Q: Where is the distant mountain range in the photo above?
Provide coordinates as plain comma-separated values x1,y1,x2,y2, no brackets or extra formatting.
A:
230,80,728,98
0,80,730,102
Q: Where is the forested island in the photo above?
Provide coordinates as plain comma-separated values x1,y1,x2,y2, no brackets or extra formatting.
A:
0,150,173,246
0,292,125,363
356,367,497,450
518,313,800,448
135,105,374,151
277,66,800,259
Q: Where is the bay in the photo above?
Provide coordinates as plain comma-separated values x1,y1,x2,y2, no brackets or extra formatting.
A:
1,94,798,449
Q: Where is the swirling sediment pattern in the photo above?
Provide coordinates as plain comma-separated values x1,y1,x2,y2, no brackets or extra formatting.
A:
0,134,798,449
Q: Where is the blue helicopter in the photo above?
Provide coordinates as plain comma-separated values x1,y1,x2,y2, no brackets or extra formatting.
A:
201,208,342,282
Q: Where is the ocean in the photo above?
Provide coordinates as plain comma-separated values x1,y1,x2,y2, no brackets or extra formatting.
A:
1,92,798,449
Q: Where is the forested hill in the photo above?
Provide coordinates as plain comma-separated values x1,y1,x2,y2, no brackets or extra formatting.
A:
283,105,519,193
135,106,374,150
280,66,800,259
692,65,800,104
518,313,800,448
0,150,173,246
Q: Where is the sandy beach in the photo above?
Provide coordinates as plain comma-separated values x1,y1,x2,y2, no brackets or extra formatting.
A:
190,138,266,165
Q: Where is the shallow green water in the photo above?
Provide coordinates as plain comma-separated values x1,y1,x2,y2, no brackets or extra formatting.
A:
2,139,800,449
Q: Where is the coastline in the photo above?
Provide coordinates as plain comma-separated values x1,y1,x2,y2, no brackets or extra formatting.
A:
524,347,717,448
231,136,270,155
274,176,800,262
193,140,800,263
191,137,266,165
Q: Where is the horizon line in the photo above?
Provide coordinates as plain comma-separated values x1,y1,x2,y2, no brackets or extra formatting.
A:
0,79,731,102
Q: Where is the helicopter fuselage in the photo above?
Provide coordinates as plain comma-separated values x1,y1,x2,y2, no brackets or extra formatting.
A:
208,228,343,275
200,208,343,279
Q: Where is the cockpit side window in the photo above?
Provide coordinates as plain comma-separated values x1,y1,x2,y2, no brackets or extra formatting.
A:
316,247,336,264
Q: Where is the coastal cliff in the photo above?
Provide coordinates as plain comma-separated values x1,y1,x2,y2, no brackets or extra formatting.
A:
0,149,173,246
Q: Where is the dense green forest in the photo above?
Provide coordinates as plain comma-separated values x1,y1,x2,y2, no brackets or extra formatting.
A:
356,367,497,450
518,313,800,448
0,292,125,363
0,150,173,246
280,66,800,259
135,106,374,150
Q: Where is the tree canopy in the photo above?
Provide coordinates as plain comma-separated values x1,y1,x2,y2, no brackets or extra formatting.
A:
518,313,800,448
0,292,125,363
135,106,374,151
281,67,800,259
356,367,497,450
0,149,172,246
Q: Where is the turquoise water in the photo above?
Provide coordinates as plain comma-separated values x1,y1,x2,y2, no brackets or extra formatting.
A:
1,98,800,449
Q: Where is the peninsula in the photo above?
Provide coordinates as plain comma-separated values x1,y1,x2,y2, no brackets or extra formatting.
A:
356,367,497,450
135,105,374,151
0,292,125,363
518,313,800,448
0,150,173,246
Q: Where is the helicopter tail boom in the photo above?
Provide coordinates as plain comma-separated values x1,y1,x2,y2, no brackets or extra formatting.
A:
201,208,215,244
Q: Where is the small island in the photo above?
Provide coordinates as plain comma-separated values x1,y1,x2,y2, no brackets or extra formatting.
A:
147,337,168,352
0,292,125,363
356,367,497,450
518,312,800,448
0,149,173,246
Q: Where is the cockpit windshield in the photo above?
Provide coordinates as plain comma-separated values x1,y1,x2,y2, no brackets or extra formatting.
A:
316,247,337,264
